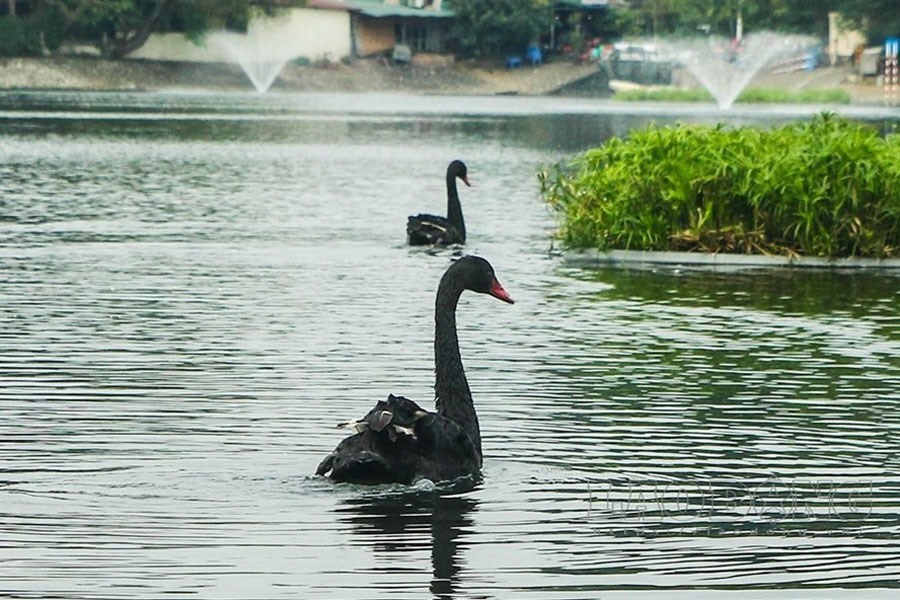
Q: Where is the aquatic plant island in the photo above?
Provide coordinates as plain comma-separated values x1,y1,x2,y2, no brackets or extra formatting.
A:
540,114,900,260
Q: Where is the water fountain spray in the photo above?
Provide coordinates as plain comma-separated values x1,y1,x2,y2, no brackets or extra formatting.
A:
212,28,293,94
658,31,816,109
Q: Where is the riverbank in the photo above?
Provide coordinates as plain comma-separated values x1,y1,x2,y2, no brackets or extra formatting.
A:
0,55,889,104
0,55,600,96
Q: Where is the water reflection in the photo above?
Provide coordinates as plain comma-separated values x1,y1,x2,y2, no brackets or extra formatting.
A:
337,492,477,599
571,265,900,319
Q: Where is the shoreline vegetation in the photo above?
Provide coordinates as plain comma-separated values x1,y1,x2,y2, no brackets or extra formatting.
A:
540,114,900,259
614,87,853,105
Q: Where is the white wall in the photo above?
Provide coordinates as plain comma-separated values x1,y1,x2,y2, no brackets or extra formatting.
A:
828,12,866,63
130,8,351,63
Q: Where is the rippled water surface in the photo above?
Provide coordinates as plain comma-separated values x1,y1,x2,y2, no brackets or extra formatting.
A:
1,91,899,599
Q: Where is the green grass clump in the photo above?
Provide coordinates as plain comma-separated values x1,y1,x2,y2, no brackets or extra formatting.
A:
540,114,900,258
614,86,851,105
614,88,715,102
737,87,852,104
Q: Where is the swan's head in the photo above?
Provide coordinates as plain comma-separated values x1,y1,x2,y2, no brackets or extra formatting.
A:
451,255,514,304
449,160,471,187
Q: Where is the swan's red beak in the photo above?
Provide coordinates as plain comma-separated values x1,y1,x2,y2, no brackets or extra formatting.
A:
461,175,471,187
489,278,514,304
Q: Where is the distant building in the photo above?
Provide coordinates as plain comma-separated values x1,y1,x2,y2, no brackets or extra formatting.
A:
130,0,454,65
550,0,622,55
320,0,454,57
828,12,866,65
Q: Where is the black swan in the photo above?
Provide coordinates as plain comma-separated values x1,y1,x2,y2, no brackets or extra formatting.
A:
407,160,470,246
316,256,514,485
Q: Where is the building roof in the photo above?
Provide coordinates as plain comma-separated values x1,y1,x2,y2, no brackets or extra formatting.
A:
308,0,454,19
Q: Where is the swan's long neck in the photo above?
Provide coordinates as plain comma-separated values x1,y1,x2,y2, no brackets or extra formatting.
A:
446,171,466,243
434,277,481,459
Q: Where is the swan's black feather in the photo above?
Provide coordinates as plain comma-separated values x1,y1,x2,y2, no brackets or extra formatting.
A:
316,394,479,484
407,214,463,246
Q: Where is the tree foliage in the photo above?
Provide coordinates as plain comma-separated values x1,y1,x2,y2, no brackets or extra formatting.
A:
615,0,835,38
836,0,900,44
615,0,898,44
0,0,271,57
447,0,552,58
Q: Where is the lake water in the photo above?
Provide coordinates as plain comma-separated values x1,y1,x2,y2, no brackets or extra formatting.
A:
1,91,899,599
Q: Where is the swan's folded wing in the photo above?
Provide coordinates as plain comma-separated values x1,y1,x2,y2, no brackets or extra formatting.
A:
319,390,479,484
335,395,427,435
407,214,461,246
316,429,417,484
385,394,429,424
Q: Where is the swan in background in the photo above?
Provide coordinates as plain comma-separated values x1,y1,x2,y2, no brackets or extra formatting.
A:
407,160,470,246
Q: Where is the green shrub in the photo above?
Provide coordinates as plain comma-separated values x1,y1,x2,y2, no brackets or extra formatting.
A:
0,16,43,57
540,114,900,258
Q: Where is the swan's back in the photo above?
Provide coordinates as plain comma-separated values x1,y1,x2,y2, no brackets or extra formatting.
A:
316,394,479,485
407,214,463,246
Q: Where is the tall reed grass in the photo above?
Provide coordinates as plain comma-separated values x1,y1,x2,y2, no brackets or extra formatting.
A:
540,114,900,258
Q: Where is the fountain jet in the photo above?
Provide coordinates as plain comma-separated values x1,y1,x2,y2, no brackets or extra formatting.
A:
659,31,816,109
210,15,298,94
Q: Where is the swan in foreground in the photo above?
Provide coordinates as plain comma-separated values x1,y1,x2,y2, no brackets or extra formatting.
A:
316,256,513,484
